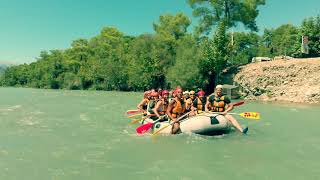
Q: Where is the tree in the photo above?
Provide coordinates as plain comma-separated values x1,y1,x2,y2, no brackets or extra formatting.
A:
153,12,191,41
188,0,266,34
300,15,320,57
166,34,202,90
199,22,229,93
231,32,261,64
262,24,300,57
126,34,162,90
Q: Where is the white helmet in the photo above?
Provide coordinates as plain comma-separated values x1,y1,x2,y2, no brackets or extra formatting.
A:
216,84,223,89
183,91,190,95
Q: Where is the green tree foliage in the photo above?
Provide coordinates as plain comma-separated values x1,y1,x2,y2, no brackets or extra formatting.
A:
198,22,229,92
153,12,191,41
187,0,265,93
300,15,320,57
0,65,7,78
188,0,266,34
166,34,202,90
262,24,300,57
1,11,319,92
231,32,261,64
127,34,162,90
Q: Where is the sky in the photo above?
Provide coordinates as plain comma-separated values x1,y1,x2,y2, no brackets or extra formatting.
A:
0,0,319,64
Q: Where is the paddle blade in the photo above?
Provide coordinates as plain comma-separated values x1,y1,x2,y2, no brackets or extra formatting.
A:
127,109,142,115
239,112,260,120
136,123,153,134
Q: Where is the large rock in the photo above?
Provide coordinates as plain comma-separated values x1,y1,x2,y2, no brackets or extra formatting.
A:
234,58,320,104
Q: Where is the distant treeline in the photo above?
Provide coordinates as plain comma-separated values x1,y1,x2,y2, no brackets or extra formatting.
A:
0,66,6,76
1,0,319,93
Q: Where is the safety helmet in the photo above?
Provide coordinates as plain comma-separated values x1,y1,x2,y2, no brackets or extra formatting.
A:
197,90,205,96
150,91,159,97
216,84,223,89
161,90,169,96
174,87,183,95
183,91,190,95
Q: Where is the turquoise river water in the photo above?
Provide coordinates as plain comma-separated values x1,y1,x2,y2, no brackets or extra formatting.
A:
0,87,319,180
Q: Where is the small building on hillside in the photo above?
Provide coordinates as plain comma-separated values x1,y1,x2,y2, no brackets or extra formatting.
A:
273,56,293,60
221,84,240,99
252,57,272,63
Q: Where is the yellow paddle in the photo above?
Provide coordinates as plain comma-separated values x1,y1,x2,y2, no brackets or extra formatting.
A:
229,112,260,120
127,113,144,118
151,111,192,137
204,111,260,120
128,116,148,125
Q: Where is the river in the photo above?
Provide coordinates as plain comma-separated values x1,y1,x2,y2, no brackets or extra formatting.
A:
0,87,319,180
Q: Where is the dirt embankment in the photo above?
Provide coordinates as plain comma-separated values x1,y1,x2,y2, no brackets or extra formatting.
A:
234,58,320,104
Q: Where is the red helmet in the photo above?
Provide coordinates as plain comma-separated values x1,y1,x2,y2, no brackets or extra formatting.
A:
197,90,205,96
150,91,159,97
173,87,183,95
161,90,169,96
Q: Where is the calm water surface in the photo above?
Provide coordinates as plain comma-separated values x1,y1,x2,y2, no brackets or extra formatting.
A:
0,87,319,180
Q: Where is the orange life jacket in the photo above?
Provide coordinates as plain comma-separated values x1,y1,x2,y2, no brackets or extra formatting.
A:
195,97,206,112
172,98,185,118
159,99,168,115
185,98,192,111
212,96,226,112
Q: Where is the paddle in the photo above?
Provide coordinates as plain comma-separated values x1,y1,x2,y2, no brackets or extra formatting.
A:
126,109,143,115
128,114,156,125
231,101,244,107
136,117,163,134
151,111,192,137
152,101,245,137
229,112,260,120
127,113,144,118
128,117,147,125
203,111,260,120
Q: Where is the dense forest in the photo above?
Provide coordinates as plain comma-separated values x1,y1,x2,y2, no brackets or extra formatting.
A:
1,0,319,93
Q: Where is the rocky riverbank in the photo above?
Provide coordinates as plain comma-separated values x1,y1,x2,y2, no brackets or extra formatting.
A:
233,58,320,104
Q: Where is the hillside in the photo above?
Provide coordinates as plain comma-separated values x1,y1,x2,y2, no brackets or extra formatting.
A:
233,58,320,104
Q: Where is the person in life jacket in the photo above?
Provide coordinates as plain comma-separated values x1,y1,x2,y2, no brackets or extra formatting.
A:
183,91,190,100
205,85,248,134
185,90,198,116
137,90,151,115
168,90,174,103
183,91,192,112
192,90,206,113
166,87,186,134
157,88,163,99
146,91,160,120
153,90,169,121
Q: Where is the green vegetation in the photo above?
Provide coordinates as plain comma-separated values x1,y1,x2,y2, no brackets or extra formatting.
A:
0,67,6,76
1,1,319,92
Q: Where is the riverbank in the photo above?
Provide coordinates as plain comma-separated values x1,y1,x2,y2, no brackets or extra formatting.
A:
233,58,320,104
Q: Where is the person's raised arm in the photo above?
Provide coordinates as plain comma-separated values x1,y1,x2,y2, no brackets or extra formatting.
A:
153,100,162,118
166,100,176,121
137,99,147,113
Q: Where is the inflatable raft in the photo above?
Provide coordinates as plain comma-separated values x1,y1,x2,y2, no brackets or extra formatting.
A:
142,112,232,136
